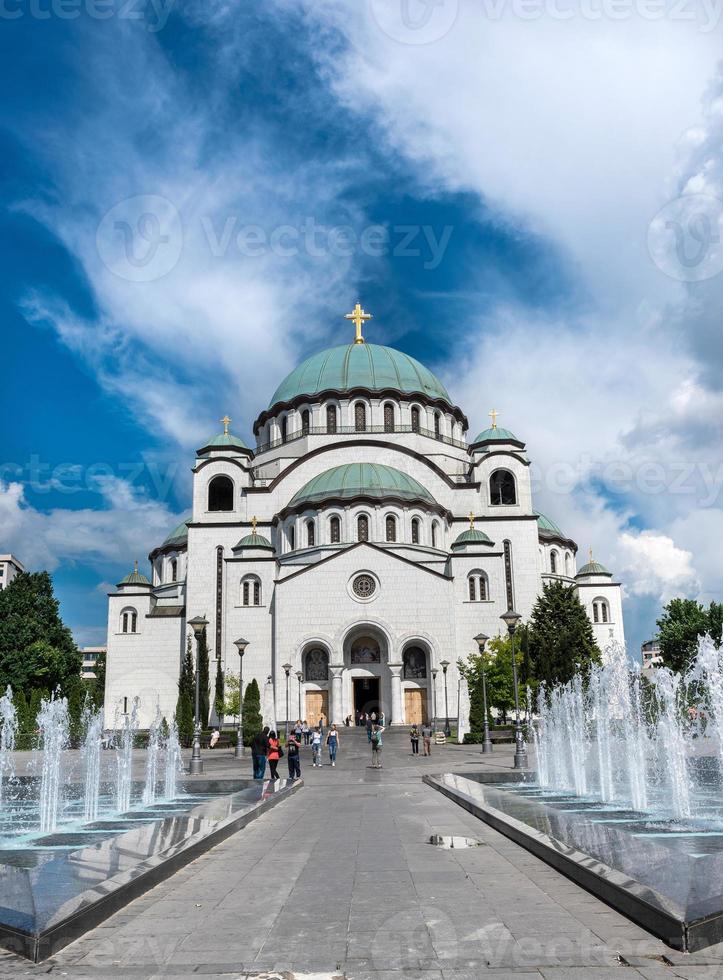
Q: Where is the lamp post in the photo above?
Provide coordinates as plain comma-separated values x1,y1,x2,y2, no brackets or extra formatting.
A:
296,669,303,720
188,615,209,775
233,637,248,759
474,633,492,754
500,610,528,769
431,667,438,731
282,663,292,738
440,660,451,737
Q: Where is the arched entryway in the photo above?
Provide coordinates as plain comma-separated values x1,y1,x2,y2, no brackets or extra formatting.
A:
342,624,391,723
401,642,431,725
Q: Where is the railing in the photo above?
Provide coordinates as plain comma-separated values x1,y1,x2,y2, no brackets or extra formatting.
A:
254,424,469,456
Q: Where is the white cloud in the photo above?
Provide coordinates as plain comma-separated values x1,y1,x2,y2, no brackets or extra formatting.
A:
617,531,699,601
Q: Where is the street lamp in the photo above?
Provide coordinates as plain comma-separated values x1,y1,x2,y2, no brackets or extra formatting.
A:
431,667,438,732
233,637,248,759
282,663,292,738
440,660,451,737
474,633,492,754
187,615,209,775
500,610,528,769
296,670,303,720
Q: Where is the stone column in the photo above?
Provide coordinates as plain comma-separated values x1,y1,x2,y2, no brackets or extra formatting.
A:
330,665,344,724
389,663,403,725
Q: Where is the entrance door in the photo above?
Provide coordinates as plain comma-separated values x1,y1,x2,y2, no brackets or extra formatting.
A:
404,689,427,725
353,677,380,718
305,690,329,727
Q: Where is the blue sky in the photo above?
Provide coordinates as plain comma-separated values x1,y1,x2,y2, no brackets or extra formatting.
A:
2,1,723,653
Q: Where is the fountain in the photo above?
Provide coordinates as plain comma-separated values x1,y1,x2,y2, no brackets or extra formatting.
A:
81,700,103,822
115,697,139,812
164,717,181,800
37,693,69,834
427,636,723,951
142,702,162,806
0,687,17,806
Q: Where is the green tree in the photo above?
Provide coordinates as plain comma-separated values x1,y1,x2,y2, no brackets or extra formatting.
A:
175,636,194,742
657,598,723,674
67,682,85,747
459,634,524,731
12,689,31,736
0,572,81,694
528,580,600,686
242,677,262,746
198,628,210,726
223,674,240,719
214,658,225,725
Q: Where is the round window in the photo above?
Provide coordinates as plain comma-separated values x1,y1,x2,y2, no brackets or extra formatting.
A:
352,574,376,599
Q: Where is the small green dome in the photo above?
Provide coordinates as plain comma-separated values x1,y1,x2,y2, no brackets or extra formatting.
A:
199,432,249,453
577,560,612,577
471,426,520,445
289,463,436,509
451,527,493,550
269,343,451,408
234,532,273,550
162,518,190,548
536,513,565,537
119,565,151,586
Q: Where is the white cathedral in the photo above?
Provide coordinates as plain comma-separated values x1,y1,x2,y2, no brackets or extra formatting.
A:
104,306,625,730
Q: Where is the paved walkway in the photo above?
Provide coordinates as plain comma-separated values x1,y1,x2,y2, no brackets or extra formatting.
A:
2,729,723,979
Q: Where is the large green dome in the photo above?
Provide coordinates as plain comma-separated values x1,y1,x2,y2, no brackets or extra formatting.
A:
269,343,451,408
289,463,436,509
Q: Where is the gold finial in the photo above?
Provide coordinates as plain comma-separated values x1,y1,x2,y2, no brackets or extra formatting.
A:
588,546,594,563
220,415,232,436
251,515,258,533
469,511,475,529
134,559,138,572
489,408,499,430
345,302,372,344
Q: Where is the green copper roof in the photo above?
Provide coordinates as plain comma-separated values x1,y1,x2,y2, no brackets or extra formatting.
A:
162,518,190,548
536,513,565,537
269,343,451,407
290,463,436,509
119,566,151,586
451,527,493,549
471,426,520,445
577,560,612,577
200,432,249,452
234,532,273,550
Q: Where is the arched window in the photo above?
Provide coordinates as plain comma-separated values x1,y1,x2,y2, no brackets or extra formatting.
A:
383,402,395,432
301,409,311,435
354,402,366,432
170,558,178,582
330,515,341,543
431,521,439,548
411,406,421,433
565,552,571,576
304,647,329,681
550,550,558,575
280,415,288,443
306,520,315,548
467,572,488,601
357,514,369,542
385,515,397,542
411,517,420,544
490,469,517,505
326,405,337,434
208,475,234,511
121,608,138,634
242,576,262,606
593,598,610,624
288,525,295,551
403,646,427,679
434,413,441,440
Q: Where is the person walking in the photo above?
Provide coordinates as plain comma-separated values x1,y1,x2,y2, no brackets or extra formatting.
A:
294,719,303,743
409,724,420,755
366,713,373,744
251,726,270,779
311,725,323,767
267,731,281,780
371,723,384,769
421,721,432,756
326,724,340,766
287,732,301,780
302,720,310,745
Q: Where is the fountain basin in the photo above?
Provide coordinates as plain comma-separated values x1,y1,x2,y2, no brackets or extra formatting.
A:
425,771,723,952
0,777,301,962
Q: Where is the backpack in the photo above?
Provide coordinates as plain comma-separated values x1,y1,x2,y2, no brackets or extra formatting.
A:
371,733,380,748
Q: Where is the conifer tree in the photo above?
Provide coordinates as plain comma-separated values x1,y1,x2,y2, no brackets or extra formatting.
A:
214,658,225,726
528,580,599,686
198,628,210,726
242,677,262,746
175,636,194,742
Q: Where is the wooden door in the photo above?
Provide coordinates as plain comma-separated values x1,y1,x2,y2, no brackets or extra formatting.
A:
305,690,329,727
404,689,427,725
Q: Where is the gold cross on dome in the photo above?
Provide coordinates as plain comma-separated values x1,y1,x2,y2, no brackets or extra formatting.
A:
345,302,372,344
469,512,475,529
134,559,138,572
220,415,232,436
251,515,258,533
489,408,499,430
588,546,594,563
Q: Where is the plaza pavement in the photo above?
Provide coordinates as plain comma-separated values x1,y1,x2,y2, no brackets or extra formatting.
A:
2,729,723,979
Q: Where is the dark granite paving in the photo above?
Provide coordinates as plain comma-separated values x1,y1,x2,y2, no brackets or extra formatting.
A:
2,730,723,979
